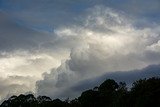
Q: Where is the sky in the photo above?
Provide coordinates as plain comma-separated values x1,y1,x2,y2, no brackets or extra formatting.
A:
0,0,160,101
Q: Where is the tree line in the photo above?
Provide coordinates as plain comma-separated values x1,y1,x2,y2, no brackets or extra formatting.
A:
1,77,160,107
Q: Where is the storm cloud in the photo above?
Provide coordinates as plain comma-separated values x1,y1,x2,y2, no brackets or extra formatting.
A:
36,6,160,99
0,0,160,101
56,64,160,99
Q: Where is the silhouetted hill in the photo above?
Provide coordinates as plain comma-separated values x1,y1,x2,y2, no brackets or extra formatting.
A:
1,77,160,107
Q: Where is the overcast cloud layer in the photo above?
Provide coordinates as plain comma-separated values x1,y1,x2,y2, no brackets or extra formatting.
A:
0,0,160,101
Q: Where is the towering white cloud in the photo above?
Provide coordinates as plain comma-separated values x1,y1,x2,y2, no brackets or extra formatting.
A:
36,6,160,99
0,0,160,101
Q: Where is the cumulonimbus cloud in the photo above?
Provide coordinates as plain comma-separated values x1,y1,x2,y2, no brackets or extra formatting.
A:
0,0,160,103
36,6,160,99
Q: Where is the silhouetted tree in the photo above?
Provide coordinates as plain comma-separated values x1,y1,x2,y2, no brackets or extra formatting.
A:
129,77,160,107
78,89,100,107
1,77,160,107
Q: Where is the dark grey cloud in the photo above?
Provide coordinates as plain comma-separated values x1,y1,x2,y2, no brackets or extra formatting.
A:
37,64,160,99
0,11,54,52
72,64,160,92
1,0,160,32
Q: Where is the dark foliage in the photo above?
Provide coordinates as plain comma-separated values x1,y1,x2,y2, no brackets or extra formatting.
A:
1,77,160,107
